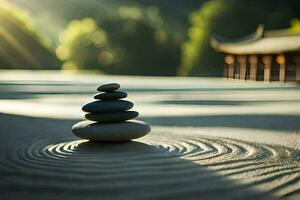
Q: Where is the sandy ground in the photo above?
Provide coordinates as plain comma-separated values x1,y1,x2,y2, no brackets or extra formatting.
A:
0,70,299,200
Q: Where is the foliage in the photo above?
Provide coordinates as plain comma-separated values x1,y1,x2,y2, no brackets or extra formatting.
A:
178,0,226,76
0,0,59,69
56,7,181,75
56,18,110,70
101,17,181,75
290,18,300,33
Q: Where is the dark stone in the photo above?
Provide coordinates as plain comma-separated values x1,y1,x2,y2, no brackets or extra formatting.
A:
97,83,120,92
93,91,127,100
72,120,151,141
82,100,133,113
85,111,138,122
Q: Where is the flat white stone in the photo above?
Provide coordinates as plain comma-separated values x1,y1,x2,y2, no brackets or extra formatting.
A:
72,120,151,142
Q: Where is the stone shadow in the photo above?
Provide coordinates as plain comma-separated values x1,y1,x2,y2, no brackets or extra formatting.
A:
0,113,278,200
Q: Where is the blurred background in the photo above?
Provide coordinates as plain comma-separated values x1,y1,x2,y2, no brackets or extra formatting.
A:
0,0,300,77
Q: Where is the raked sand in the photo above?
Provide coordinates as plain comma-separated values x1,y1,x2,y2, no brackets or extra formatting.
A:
0,70,299,200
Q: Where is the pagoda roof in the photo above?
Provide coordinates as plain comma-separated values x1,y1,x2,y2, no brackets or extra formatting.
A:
211,25,300,54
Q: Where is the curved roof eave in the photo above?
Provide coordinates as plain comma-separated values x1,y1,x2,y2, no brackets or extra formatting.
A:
213,35,300,54
211,25,265,49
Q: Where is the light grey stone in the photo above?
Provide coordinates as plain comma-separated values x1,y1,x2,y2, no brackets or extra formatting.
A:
82,100,133,113
85,111,138,122
72,120,151,141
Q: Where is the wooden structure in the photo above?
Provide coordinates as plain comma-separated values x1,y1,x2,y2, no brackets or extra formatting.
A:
211,25,300,82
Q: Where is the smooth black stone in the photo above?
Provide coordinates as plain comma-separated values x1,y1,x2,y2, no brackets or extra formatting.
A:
85,111,139,122
82,100,133,113
93,91,127,100
97,83,120,92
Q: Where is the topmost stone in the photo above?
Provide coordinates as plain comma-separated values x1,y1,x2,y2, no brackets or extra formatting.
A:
97,83,120,92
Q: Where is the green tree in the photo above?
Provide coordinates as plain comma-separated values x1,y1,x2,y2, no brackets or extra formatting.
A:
56,18,112,70
0,1,59,69
178,0,226,76
290,18,300,33
56,6,181,75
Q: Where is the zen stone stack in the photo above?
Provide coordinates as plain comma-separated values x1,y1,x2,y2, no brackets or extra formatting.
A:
72,83,151,142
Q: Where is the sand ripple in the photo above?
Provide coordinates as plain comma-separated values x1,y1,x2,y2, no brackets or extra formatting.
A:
1,132,300,199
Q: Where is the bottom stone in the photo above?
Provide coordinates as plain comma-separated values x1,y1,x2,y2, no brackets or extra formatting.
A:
72,120,151,142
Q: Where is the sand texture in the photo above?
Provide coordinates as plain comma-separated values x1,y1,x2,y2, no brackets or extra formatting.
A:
0,70,299,200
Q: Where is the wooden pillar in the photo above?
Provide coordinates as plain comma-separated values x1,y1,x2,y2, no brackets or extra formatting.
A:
225,54,235,79
223,64,228,78
295,55,300,82
276,54,286,82
237,55,247,80
262,55,272,82
249,55,258,81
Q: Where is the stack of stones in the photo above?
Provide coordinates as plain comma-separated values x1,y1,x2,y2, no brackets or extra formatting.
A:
72,83,151,142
